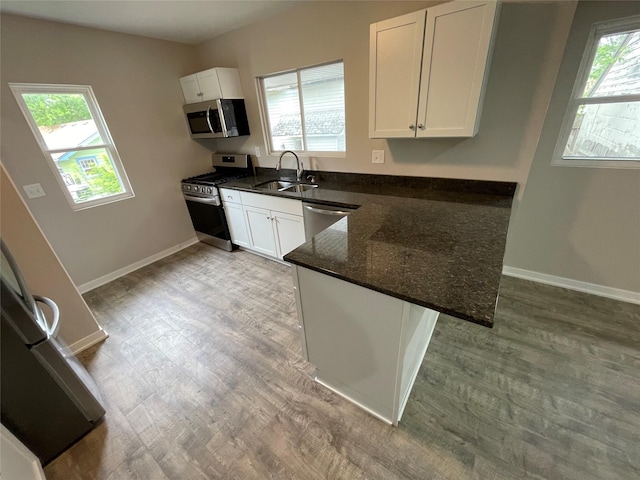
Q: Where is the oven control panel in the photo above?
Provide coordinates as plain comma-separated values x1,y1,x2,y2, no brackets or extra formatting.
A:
182,184,215,196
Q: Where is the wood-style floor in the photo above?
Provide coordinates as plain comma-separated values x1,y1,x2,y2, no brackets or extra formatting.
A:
45,243,640,480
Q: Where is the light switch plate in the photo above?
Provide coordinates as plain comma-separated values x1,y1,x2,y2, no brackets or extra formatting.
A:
372,150,385,164
23,183,46,199
254,146,261,157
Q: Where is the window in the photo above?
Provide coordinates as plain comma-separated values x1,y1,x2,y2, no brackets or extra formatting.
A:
9,83,134,209
77,157,99,177
553,15,640,168
258,61,346,155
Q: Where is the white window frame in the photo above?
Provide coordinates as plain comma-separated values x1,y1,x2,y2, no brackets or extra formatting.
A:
9,83,134,209
257,60,346,158
552,15,640,169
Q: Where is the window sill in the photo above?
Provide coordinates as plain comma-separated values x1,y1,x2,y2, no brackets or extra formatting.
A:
552,158,640,169
71,191,135,211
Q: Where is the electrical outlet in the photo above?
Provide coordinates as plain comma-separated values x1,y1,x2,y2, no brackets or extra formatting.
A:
23,183,46,199
254,146,261,157
372,150,385,164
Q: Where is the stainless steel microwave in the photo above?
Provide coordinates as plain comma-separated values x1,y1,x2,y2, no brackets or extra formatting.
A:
183,99,250,139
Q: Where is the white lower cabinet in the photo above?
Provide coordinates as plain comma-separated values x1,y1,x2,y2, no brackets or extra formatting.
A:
244,205,305,259
244,205,278,257
220,188,250,248
273,211,306,259
292,265,439,425
220,189,306,260
224,202,250,248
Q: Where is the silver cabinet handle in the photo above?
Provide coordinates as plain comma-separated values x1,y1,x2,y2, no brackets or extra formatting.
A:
304,205,353,216
409,124,415,130
418,124,424,129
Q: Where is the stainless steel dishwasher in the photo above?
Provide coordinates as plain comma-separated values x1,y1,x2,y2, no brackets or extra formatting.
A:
303,202,356,239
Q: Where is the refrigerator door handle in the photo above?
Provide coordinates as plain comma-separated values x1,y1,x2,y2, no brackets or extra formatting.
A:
33,295,59,337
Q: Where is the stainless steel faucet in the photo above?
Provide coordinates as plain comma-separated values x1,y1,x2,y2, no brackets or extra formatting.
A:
276,150,303,181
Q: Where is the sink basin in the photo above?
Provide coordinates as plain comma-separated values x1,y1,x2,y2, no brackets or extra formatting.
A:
254,180,294,190
254,180,318,192
281,183,318,192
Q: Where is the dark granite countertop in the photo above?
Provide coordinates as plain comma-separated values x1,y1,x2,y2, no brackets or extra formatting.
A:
222,169,516,328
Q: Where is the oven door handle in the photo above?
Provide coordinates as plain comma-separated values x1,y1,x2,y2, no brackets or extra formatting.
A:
184,194,220,205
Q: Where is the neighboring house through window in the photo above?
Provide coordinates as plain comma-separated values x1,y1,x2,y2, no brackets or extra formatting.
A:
77,157,99,177
258,61,346,155
553,15,640,168
9,83,134,208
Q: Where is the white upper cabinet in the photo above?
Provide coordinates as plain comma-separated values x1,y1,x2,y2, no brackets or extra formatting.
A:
179,67,244,104
369,1,499,138
369,10,426,138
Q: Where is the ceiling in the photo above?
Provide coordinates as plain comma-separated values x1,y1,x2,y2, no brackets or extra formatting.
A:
0,1,307,44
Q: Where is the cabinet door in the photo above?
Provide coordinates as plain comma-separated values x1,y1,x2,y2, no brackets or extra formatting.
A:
273,212,306,259
417,1,498,137
216,68,244,99
224,202,250,248
197,68,223,102
369,10,426,138
179,74,202,104
244,206,277,257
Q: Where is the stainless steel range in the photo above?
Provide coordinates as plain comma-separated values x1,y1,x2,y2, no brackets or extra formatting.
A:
182,153,253,251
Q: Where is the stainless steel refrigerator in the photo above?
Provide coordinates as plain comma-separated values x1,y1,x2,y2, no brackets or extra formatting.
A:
0,238,105,465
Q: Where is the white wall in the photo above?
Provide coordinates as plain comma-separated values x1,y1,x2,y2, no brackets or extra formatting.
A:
504,1,640,294
0,14,212,286
194,1,575,191
1,164,104,351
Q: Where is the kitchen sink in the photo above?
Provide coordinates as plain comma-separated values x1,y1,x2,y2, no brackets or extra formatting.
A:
254,180,294,190
254,180,318,192
280,184,318,192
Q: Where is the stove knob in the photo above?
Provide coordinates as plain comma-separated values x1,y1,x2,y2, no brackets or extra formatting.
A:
207,187,213,194
185,185,191,191
193,186,200,193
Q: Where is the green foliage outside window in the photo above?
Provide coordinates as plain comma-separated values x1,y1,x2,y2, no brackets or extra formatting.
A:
22,93,91,127
86,165,122,196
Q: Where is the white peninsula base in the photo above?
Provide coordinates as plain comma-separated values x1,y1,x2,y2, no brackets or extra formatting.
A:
292,266,439,425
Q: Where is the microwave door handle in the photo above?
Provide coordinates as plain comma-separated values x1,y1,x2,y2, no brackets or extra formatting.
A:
217,99,229,137
205,105,214,134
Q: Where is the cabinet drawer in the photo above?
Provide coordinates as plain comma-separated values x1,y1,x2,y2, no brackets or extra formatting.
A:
219,188,242,204
240,191,303,216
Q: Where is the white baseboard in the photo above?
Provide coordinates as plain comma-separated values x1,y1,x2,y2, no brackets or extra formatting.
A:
59,327,109,357
502,266,640,305
77,237,199,294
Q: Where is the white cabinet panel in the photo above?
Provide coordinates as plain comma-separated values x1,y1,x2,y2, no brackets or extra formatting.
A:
223,189,305,260
224,202,250,248
196,69,223,101
369,10,425,138
369,1,498,138
418,1,498,137
240,191,303,216
292,265,439,425
297,266,404,421
179,74,201,104
179,67,244,104
219,188,242,204
274,211,306,257
245,205,278,257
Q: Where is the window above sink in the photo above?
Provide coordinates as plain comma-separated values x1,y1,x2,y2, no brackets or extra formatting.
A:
257,61,346,157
